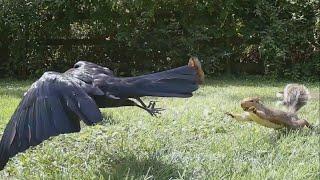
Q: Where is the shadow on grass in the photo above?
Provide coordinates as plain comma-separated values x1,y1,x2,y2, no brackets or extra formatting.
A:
99,113,121,126
96,154,186,179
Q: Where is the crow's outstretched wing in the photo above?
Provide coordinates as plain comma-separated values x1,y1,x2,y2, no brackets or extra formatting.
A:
94,65,200,98
64,58,203,116
0,72,102,169
68,57,204,100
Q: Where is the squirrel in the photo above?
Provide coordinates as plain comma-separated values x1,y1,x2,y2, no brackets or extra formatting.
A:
226,84,313,129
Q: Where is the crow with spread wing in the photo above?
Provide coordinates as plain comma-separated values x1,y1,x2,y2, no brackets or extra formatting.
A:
0,57,204,170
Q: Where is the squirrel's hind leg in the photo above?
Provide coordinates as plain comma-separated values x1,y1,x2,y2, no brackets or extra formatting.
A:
290,119,313,129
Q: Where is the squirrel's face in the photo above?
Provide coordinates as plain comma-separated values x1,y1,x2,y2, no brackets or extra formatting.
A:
241,97,261,111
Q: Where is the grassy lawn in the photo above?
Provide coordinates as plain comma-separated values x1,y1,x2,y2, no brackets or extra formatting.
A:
0,77,319,179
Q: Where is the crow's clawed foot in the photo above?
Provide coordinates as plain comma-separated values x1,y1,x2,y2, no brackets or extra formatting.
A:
146,101,165,117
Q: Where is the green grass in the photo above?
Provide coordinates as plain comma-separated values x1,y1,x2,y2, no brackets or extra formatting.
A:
0,77,319,179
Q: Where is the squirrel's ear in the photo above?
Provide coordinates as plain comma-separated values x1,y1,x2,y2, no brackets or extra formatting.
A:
257,98,264,104
254,97,261,102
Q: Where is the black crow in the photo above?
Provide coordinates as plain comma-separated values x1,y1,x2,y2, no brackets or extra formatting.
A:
0,57,204,170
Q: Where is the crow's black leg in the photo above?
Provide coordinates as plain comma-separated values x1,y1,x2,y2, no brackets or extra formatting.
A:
134,97,165,116
135,97,148,108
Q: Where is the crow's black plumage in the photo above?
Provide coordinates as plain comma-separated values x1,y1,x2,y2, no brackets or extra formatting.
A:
0,57,204,170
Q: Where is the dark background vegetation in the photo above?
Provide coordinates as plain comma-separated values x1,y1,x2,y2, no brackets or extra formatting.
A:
0,0,319,81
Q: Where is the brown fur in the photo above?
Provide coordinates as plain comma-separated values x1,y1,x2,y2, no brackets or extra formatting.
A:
241,97,312,129
188,57,205,84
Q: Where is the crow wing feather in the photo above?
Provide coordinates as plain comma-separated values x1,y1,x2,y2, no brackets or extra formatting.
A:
67,60,202,100
93,65,199,99
0,72,102,169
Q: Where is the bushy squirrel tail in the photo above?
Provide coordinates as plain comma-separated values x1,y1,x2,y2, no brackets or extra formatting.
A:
188,56,205,84
277,84,311,113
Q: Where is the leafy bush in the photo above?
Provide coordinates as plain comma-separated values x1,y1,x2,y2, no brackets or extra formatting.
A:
0,0,318,80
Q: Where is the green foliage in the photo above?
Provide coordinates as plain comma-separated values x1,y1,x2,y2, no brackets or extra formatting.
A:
0,0,319,80
0,77,319,178
256,0,320,80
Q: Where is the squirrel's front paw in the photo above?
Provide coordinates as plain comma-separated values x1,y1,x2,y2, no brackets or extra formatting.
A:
225,112,235,118
247,106,257,113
